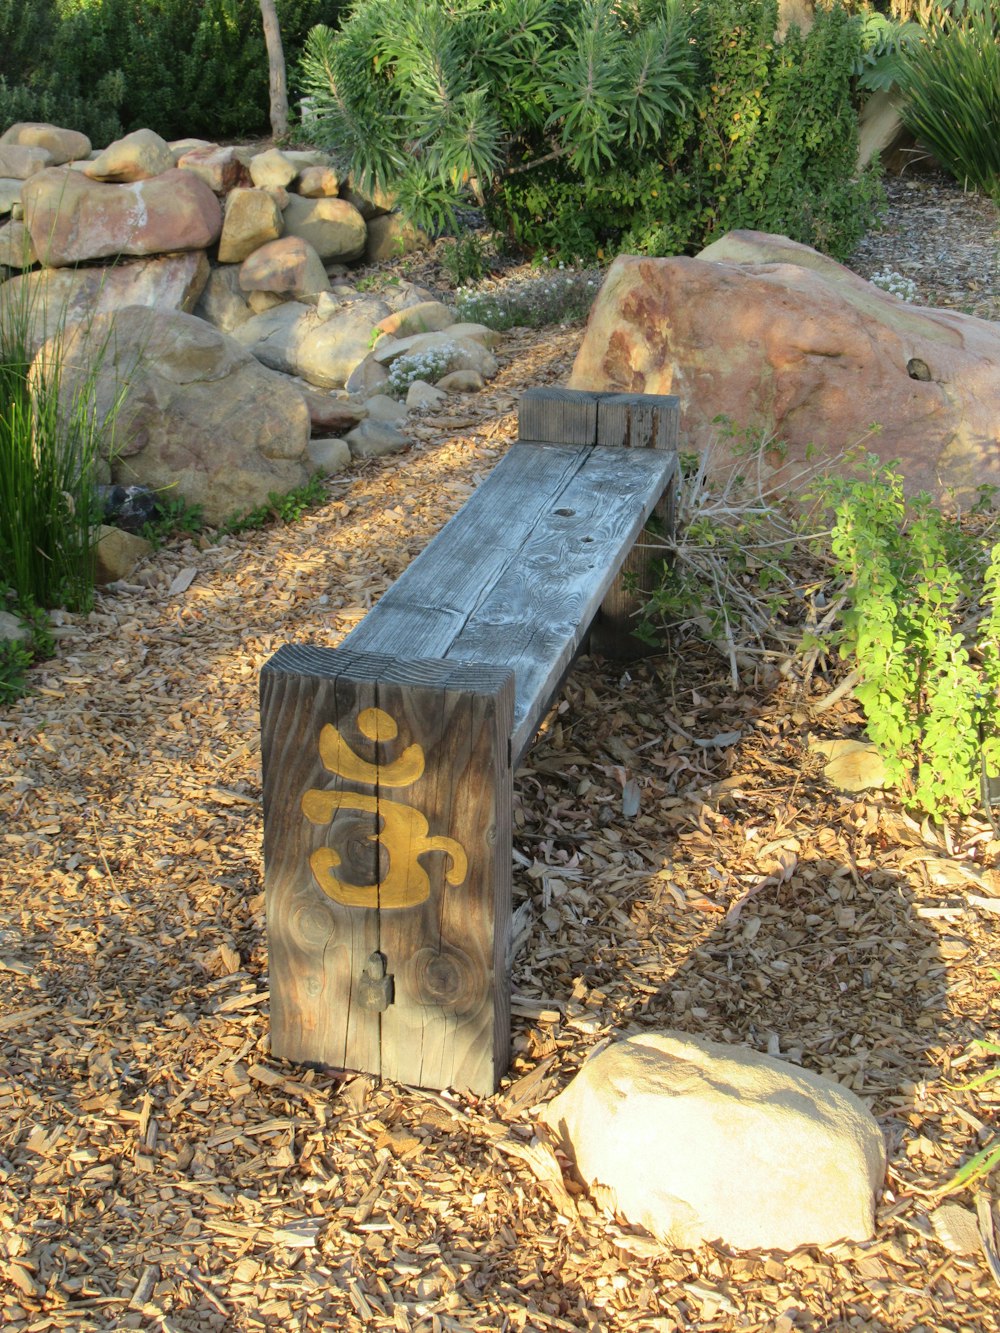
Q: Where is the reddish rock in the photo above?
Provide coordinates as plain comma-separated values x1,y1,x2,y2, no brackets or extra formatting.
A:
569,231,1000,506
239,235,329,295
21,167,222,266
176,144,248,194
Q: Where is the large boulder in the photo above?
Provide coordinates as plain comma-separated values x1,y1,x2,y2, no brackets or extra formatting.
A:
83,128,175,182
1,253,210,351
21,167,222,266
175,144,248,194
281,194,366,263
543,1031,886,1253
0,122,90,165
0,144,52,179
568,232,1000,506
218,187,284,264
234,296,393,389
47,308,313,525
239,236,329,297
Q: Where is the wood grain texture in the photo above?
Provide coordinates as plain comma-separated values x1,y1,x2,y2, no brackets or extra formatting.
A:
261,646,514,1095
345,443,674,763
518,386,599,445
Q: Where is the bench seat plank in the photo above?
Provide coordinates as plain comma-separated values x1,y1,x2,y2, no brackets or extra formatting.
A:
344,441,675,763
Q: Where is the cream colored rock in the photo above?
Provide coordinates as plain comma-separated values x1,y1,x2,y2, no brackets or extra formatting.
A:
218,188,284,264
84,129,174,182
239,236,329,296
406,379,446,409
0,610,30,643
0,122,90,165
1,252,210,352
443,321,503,349
436,368,484,393
364,393,408,425
282,194,366,263
344,354,390,397
175,144,246,194
231,302,314,375
93,525,152,584
0,145,52,179
373,301,454,339
21,167,222,266
295,164,339,198
249,147,297,190
297,385,366,435
48,308,313,525
568,232,1000,507
364,213,428,262
543,1031,886,1252
168,138,213,165
307,436,352,475
247,290,285,314
339,178,396,220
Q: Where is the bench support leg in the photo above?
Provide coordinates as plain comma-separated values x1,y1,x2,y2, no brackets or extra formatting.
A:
260,645,515,1097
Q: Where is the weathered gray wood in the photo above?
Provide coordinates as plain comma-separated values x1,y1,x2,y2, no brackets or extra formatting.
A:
261,646,514,1096
590,393,680,657
344,442,675,764
518,386,600,445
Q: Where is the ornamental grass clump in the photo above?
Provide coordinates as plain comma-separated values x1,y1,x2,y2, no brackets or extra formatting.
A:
0,282,120,622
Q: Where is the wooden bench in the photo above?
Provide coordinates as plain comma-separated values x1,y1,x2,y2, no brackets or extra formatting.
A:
259,387,679,1096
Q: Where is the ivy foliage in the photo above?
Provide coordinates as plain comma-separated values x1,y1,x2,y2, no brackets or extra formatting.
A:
300,0,881,261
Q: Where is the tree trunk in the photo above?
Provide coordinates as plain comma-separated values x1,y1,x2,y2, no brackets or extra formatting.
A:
259,0,289,141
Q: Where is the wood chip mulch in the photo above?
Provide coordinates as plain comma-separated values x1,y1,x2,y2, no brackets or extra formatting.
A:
2,178,999,1332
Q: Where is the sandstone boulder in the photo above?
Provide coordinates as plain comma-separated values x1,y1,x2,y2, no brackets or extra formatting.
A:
295,165,340,199
373,301,454,339
364,213,429,263
1,253,210,351
0,122,90,165
21,167,222,266
0,145,52,179
93,525,153,584
234,296,392,390
176,144,247,194
282,194,367,263
568,232,1000,506
239,236,329,297
218,188,284,264
0,220,36,268
84,129,175,182
0,181,22,216
192,265,252,333
248,148,298,190
543,1031,886,1252
48,308,313,526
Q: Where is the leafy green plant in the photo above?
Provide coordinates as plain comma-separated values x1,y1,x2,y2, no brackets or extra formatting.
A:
220,473,329,535
821,454,1000,819
892,0,1000,201
440,230,491,287
138,495,206,549
936,1039,1000,1195
0,634,32,707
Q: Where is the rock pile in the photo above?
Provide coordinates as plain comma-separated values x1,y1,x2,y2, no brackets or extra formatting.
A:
0,121,500,534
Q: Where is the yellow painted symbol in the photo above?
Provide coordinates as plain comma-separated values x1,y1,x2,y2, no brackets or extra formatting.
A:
302,707,468,909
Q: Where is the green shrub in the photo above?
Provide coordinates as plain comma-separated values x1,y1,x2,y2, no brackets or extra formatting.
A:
301,0,881,263
0,0,345,146
822,454,1000,820
893,0,1000,201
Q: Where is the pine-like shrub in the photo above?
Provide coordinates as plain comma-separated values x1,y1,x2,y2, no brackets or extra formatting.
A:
300,0,881,263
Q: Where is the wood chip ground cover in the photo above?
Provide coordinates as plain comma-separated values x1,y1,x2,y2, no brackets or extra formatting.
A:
1,175,999,1331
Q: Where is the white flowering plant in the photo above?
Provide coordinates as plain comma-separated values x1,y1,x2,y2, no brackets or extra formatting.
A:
870,270,919,303
385,344,459,399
